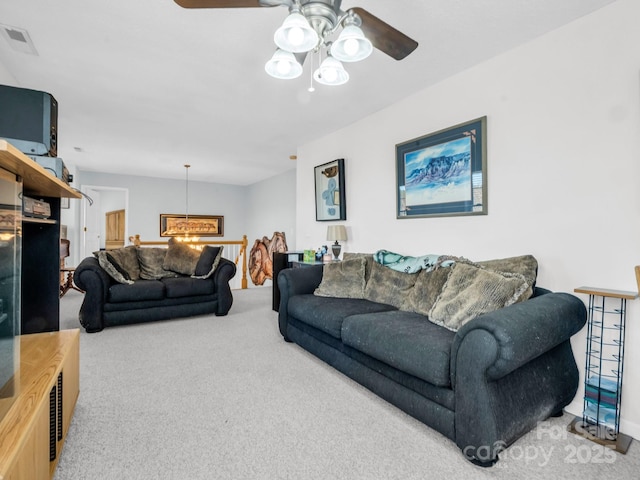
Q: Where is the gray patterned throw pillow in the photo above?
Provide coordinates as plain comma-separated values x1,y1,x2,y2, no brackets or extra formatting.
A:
137,247,180,280
314,257,367,299
428,262,529,331
163,238,201,276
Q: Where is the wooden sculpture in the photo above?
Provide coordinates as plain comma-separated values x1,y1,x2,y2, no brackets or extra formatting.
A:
249,232,288,286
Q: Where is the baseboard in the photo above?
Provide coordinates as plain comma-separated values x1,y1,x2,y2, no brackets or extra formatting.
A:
565,400,640,441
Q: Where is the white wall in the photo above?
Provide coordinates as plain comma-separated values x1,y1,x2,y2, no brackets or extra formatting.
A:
0,58,17,85
296,0,640,438
72,168,296,287
77,170,248,241
245,168,297,286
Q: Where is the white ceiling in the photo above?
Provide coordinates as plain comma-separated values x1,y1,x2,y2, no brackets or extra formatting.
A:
0,0,617,185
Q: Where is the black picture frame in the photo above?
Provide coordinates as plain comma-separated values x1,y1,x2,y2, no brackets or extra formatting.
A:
160,214,224,237
314,158,346,221
396,116,487,218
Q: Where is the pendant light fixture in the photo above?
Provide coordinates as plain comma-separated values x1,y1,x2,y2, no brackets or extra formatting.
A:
179,163,199,245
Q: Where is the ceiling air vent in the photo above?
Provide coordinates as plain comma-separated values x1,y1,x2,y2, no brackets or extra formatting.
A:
0,24,38,55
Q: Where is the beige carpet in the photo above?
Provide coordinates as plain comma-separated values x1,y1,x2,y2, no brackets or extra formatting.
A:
55,287,640,479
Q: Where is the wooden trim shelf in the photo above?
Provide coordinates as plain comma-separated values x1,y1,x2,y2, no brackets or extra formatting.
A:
0,140,80,199
574,286,638,300
22,217,57,225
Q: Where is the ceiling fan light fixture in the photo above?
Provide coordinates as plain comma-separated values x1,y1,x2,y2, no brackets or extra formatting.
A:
265,49,303,79
274,11,318,53
331,25,372,62
313,56,349,86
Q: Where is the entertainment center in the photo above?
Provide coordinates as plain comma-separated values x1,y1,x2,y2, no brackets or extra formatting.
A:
0,140,81,479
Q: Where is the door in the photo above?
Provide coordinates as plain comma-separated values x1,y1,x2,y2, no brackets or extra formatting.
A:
105,209,125,250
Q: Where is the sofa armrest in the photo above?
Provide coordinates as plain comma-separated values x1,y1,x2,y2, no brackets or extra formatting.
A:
73,256,114,332
277,265,324,340
212,258,237,316
450,291,586,463
450,291,586,385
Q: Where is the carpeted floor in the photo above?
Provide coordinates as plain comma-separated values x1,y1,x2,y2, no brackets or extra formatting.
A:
55,288,640,480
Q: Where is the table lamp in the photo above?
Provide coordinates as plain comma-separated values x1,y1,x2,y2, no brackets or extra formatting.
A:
326,225,347,260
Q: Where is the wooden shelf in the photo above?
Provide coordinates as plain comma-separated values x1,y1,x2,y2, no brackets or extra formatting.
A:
23,217,57,225
574,286,638,300
0,140,80,199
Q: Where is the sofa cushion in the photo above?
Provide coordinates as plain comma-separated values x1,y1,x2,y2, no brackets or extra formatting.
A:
404,266,453,316
342,310,456,387
363,261,419,309
94,251,134,285
429,262,529,331
106,245,141,280
137,247,180,280
163,238,202,275
288,294,396,339
162,277,214,298
342,252,374,283
314,257,367,299
192,246,224,279
477,255,538,302
108,280,165,303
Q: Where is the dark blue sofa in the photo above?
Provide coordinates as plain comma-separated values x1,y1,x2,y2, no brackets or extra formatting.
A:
74,255,236,333
277,262,586,465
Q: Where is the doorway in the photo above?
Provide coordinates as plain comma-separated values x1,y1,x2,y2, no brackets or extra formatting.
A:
80,185,129,259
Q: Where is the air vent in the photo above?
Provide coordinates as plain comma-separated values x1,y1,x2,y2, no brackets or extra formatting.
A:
0,24,38,55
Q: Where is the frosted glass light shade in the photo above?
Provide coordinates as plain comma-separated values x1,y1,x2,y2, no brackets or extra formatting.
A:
265,49,303,79
274,12,318,53
331,25,372,62
313,57,349,86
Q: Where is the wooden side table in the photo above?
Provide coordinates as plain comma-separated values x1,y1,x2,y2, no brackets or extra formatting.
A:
568,286,637,453
60,267,83,297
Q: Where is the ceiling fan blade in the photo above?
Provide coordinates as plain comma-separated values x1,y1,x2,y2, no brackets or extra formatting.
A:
351,7,418,60
174,0,265,8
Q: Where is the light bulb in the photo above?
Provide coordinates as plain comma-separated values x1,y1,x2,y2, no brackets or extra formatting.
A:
277,60,291,75
323,67,337,83
344,38,360,57
287,26,304,46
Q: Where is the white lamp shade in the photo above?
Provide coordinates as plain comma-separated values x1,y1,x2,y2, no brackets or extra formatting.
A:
331,25,372,62
326,225,347,242
313,56,349,86
274,12,319,53
265,49,303,79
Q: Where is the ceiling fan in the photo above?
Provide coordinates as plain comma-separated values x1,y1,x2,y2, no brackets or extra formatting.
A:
174,0,418,86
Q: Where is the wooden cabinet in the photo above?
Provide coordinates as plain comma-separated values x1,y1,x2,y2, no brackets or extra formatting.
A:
0,329,80,479
105,208,125,250
0,139,81,480
0,140,80,334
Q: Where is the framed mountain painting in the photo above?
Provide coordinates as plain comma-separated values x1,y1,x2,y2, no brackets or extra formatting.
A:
396,117,487,218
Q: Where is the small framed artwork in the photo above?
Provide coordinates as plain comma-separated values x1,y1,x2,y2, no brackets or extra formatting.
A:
314,158,346,221
61,197,70,209
396,116,487,219
160,214,224,237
